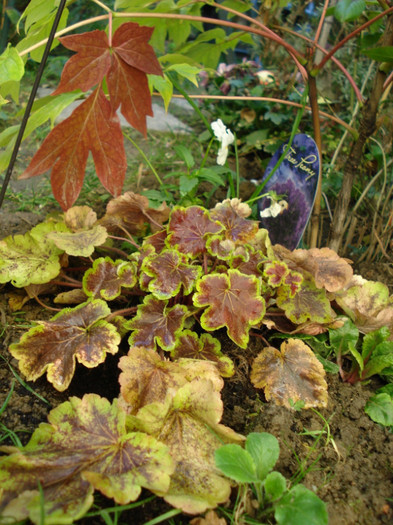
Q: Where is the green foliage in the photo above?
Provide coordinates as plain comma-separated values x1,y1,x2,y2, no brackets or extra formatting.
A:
215,432,328,525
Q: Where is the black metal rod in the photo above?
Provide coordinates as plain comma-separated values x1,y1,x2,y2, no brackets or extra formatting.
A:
0,0,68,210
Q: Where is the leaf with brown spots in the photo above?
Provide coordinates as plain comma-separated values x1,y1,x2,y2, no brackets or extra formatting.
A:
9,300,120,391
250,339,328,408
0,394,173,523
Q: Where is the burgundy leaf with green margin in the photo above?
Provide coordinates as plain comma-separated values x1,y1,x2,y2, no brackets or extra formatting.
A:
9,300,120,391
263,261,289,287
250,339,328,409
230,246,265,277
143,249,202,299
83,257,137,300
0,394,174,524
167,206,223,257
171,330,234,377
210,200,259,243
193,269,265,348
128,295,189,350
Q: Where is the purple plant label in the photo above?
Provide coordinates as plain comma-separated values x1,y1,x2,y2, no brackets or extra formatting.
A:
258,133,319,250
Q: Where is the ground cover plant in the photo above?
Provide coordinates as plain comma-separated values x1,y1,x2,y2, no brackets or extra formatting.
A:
1,1,393,524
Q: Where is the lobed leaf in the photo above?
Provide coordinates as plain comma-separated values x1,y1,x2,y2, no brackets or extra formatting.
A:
194,269,265,348
143,249,202,299
128,295,188,350
210,199,259,244
250,339,328,409
0,394,174,524
129,380,244,514
167,206,223,257
9,300,120,391
83,257,137,300
171,330,234,377
0,221,66,288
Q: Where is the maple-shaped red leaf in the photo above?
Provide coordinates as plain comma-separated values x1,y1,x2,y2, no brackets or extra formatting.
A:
263,261,289,287
8,300,120,391
128,295,188,350
210,200,259,243
83,257,137,300
193,269,265,348
171,330,234,377
230,247,265,277
101,192,170,237
250,339,328,409
142,249,202,300
0,395,174,523
167,206,224,257
20,87,127,210
53,22,162,136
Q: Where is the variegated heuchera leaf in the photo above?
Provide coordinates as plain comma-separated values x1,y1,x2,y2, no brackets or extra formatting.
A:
250,339,328,408
128,380,244,514
83,257,137,300
9,300,120,391
119,346,223,414
47,205,108,257
142,249,202,299
128,295,189,350
167,206,223,256
0,394,174,524
210,199,259,243
334,279,393,335
276,277,335,325
171,330,235,377
0,221,67,288
193,269,265,348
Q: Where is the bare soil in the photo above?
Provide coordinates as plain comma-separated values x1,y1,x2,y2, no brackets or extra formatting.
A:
0,204,393,525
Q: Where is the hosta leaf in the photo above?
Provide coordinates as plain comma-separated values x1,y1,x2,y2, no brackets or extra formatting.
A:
171,330,234,377
0,221,66,288
0,394,174,524
274,246,353,293
129,380,244,514
143,249,202,299
250,339,328,409
277,277,335,325
101,191,170,237
167,206,223,257
193,269,265,348
210,199,259,243
128,295,188,350
9,300,120,391
334,280,393,335
83,257,137,300
119,346,223,414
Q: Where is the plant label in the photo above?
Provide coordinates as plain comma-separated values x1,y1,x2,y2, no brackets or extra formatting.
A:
258,133,320,250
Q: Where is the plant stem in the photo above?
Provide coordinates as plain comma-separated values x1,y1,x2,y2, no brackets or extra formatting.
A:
308,75,322,248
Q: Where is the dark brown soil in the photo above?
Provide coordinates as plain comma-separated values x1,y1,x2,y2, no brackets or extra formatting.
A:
1,199,393,525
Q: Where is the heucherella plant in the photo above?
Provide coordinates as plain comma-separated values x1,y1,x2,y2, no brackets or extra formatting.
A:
1,192,392,522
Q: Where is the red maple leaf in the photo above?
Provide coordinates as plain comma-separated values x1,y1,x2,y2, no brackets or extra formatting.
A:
20,22,162,210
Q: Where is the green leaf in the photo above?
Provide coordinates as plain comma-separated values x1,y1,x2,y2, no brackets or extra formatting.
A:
334,0,366,22
179,175,199,196
362,326,391,361
365,393,393,426
0,394,174,524
362,46,393,62
214,444,258,483
275,485,328,525
363,341,393,379
348,342,364,372
9,300,120,391
264,471,287,501
0,45,24,84
329,318,359,356
174,144,195,170
148,73,173,111
166,63,201,86
245,432,280,481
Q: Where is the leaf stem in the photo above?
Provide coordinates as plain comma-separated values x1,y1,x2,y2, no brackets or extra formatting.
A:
122,130,169,198
106,306,138,321
90,0,112,13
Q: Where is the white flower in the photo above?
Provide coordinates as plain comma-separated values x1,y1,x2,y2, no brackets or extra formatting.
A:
211,119,234,165
255,70,276,86
260,197,288,218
